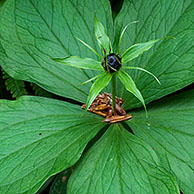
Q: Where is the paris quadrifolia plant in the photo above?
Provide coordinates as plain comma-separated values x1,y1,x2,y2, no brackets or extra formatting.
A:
53,15,162,117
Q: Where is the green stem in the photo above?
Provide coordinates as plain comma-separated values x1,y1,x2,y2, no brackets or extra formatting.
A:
111,73,116,115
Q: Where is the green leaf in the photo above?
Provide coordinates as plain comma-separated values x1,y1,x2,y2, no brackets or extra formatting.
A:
122,39,161,64
68,124,179,194
127,90,194,194
0,0,113,102
85,71,112,111
2,71,27,99
0,96,105,194
117,70,147,116
114,0,194,110
94,15,113,54
54,56,103,71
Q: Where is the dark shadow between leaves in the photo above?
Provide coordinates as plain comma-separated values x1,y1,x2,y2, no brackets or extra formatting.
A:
25,82,83,106
82,124,109,155
121,121,134,135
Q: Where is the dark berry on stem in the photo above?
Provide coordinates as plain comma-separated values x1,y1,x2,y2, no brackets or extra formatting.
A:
102,53,121,73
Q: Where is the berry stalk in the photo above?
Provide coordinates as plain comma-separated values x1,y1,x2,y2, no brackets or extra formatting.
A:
111,73,116,115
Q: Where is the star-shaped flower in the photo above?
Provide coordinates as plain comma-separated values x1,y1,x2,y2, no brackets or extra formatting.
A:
54,16,161,117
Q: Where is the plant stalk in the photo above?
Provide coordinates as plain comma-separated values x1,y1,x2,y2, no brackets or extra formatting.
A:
111,73,116,115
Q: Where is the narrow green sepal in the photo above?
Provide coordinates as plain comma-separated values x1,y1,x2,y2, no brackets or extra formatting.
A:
117,70,148,117
94,14,113,55
53,56,103,71
85,71,112,112
122,37,175,64
117,21,139,54
79,72,104,86
122,66,161,84
122,39,161,64
76,37,102,58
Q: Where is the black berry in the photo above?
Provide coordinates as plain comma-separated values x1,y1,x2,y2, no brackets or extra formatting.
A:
102,53,121,73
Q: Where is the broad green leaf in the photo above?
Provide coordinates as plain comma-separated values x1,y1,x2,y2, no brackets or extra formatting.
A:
0,0,113,103
85,71,112,111
94,15,113,54
68,124,179,194
114,0,194,110
117,70,147,115
121,39,161,64
54,56,103,71
0,96,105,194
127,90,194,194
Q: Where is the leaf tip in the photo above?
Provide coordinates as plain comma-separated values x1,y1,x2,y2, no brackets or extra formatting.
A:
94,11,98,22
163,36,176,40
